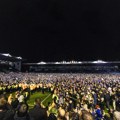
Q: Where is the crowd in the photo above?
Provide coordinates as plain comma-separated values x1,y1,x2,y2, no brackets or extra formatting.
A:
0,72,119,120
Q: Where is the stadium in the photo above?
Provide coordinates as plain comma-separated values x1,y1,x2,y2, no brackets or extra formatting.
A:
0,53,119,120
1,0,120,119
23,60,120,73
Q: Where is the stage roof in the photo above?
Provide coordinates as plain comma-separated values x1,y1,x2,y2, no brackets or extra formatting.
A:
0,53,24,62
23,60,120,65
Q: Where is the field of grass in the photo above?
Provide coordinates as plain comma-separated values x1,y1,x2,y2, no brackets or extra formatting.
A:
27,92,52,109
6,91,52,110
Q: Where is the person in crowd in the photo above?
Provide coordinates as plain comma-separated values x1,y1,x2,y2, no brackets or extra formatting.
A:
81,110,94,120
18,93,25,103
48,113,57,120
29,98,47,120
0,95,14,120
57,107,66,120
11,97,19,110
95,105,103,120
8,94,13,105
14,102,33,120
105,91,111,110
113,101,120,120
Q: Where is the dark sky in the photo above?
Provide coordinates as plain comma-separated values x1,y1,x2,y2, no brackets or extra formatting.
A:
0,0,120,62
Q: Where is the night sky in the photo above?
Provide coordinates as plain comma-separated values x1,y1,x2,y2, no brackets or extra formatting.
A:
0,0,120,62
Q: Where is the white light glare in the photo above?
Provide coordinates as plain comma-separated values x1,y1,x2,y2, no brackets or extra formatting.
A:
92,60,107,63
37,61,46,64
16,57,22,59
2,54,12,57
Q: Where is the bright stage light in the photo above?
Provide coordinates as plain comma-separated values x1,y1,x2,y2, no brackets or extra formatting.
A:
78,61,82,64
2,53,12,57
37,61,46,64
55,62,60,64
16,57,22,59
92,60,107,63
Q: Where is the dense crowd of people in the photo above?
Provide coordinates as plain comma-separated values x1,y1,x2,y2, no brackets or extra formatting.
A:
0,72,119,120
